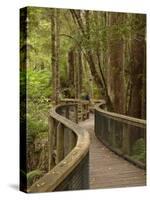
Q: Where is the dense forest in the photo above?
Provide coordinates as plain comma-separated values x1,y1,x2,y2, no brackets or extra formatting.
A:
20,7,146,187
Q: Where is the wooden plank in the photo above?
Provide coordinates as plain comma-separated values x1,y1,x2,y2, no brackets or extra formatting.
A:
79,115,146,189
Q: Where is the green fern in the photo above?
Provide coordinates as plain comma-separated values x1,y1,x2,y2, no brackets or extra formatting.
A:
132,138,146,162
27,169,44,186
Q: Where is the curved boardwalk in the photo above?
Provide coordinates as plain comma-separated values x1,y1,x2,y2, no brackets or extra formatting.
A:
79,115,146,189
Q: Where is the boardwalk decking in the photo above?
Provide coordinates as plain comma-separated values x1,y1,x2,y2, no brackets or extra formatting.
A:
79,115,146,189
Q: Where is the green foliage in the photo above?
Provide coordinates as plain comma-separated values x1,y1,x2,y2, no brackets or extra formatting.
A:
27,68,51,100
132,138,146,163
27,112,48,141
27,68,51,140
27,7,51,70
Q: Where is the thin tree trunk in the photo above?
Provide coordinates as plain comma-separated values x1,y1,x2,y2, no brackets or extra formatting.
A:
51,9,60,104
55,9,60,104
74,50,79,99
78,50,83,96
51,9,56,103
68,49,75,86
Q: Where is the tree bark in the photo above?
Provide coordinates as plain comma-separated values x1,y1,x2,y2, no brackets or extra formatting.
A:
107,13,125,114
128,14,146,118
51,9,60,104
68,49,75,86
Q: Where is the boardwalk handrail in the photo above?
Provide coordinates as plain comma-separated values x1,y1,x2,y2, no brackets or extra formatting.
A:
28,103,90,192
95,101,146,169
60,99,90,122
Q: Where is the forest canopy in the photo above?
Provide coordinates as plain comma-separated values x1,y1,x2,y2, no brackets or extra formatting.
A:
20,7,146,117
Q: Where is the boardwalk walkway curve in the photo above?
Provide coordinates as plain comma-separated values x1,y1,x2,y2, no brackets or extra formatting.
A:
29,99,146,192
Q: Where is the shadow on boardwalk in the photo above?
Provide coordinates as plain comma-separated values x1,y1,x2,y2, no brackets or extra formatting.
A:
79,114,146,189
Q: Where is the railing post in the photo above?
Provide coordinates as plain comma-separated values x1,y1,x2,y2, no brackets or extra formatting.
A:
75,104,78,123
68,131,76,151
81,103,84,121
122,125,131,155
111,120,116,147
64,129,76,156
48,116,55,170
56,122,64,164
66,106,69,119
85,103,88,120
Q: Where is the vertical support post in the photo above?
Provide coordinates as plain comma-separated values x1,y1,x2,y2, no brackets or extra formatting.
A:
56,122,64,164
64,129,76,156
87,103,89,119
111,120,116,147
81,103,84,121
68,132,76,151
48,116,55,171
75,104,78,123
122,125,131,155
66,106,69,119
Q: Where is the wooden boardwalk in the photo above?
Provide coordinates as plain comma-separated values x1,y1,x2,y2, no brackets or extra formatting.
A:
79,115,146,189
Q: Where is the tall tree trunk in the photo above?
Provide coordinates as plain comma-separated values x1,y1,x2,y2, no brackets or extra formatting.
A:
74,50,79,99
128,14,146,118
51,9,60,104
68,49,75,86
107,12,125,114
51,9,55,102
83,54,94,100
77,49,83,96
55,9,60,104
141,43,146,119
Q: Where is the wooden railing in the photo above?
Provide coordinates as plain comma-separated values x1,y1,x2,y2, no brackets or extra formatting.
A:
60,99,90,122
95,101,146,169
28,98,146,192
61,98,102,119
28,103,90,192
